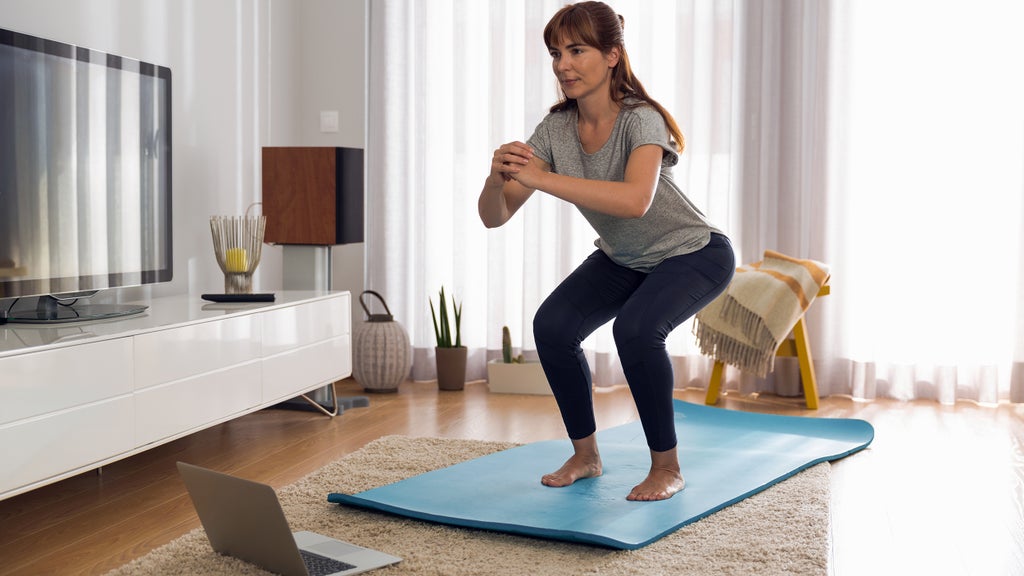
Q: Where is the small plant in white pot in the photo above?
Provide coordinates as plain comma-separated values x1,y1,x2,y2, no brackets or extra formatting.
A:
486,326,551,395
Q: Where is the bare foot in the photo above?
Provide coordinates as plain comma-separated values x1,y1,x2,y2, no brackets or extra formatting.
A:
541,435,602,487
541,454,603,487
626,447,685,501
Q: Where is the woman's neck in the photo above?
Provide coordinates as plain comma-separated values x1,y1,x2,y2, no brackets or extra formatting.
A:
576,95,620,128
575,94,621,154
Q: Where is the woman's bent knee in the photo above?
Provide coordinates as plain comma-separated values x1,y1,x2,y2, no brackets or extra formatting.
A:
534,301,578,346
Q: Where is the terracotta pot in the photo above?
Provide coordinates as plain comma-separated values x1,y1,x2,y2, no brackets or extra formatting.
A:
435,346,467,391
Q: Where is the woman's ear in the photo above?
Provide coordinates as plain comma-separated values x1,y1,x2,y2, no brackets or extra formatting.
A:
606,47,621,69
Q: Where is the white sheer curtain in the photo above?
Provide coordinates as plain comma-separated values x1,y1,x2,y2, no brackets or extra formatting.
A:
823,0,1024,404
367,0,1024,404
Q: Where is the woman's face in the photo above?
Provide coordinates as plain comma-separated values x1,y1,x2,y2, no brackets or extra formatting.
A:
548,35,618,103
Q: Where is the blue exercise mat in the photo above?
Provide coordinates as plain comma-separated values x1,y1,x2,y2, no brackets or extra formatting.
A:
328,400,873,550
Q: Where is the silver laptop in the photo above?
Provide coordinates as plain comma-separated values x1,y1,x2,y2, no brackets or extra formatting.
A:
177,462,401,576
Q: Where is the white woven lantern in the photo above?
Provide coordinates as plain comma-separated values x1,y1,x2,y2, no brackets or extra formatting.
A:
352,290,413,393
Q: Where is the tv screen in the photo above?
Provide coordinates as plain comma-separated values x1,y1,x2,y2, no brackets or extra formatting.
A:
0,27,172,323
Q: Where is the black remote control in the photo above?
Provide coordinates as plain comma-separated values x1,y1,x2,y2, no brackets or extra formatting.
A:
201,293,276,303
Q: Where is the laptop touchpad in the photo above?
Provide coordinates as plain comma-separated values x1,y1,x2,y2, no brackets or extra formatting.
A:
307,539,364,557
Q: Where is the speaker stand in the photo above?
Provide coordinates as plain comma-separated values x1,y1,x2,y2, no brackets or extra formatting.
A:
276,245,369,417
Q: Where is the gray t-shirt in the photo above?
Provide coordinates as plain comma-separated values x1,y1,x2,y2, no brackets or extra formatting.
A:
527,101,722,272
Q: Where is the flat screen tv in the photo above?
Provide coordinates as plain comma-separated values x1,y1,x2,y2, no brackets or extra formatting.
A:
0,27,172,324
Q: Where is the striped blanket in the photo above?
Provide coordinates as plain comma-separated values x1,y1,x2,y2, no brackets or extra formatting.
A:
694,250,830,378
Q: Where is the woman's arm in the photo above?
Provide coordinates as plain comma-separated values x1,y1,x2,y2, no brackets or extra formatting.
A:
478,141,544,228
512,144,663,219
478,175,536,229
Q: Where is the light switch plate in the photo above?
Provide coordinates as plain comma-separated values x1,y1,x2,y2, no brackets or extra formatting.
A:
320,110,339,133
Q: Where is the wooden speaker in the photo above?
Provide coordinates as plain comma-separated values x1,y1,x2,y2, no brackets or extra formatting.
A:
262,147,364,245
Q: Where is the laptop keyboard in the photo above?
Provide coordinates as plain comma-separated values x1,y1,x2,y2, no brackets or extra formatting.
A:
300,549,357,576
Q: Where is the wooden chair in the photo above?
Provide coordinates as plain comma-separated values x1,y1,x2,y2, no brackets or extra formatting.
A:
704,285,830,410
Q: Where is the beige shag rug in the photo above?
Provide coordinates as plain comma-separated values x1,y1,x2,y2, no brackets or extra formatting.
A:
107,436,831,576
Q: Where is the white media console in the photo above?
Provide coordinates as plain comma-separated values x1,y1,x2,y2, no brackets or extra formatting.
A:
0,290,352,501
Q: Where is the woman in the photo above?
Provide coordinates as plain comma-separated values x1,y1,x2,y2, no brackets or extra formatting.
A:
478,1,734,501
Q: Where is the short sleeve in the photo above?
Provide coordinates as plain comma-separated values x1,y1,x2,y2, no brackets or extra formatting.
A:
622,105,679,168
526,114,555,167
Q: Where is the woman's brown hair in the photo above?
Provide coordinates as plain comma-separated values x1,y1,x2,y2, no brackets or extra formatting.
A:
543,1,685,152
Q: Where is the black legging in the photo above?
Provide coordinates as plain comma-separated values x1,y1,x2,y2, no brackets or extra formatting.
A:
533,234,735,452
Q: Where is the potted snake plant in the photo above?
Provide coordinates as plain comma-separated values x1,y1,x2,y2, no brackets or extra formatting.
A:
430,286,466,391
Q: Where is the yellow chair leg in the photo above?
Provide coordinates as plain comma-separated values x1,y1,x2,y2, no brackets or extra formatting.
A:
705,360,726,405
792,317,819,410
704,284,828,410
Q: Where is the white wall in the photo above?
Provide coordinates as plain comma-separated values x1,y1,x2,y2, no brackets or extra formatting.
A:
0,0,367,309
293,0,366,311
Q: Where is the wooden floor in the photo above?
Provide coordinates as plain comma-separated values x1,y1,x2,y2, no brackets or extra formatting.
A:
1,378,1022,576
